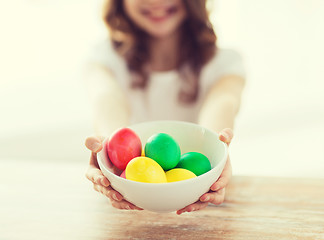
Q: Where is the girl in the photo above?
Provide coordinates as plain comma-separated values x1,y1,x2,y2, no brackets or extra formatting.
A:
85,0,245,215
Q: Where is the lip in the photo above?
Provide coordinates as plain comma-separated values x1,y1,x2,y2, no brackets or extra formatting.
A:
141,6,178,23
148,14,171,23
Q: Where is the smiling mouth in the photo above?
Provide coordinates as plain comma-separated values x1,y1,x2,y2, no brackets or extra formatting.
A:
140,6,179,22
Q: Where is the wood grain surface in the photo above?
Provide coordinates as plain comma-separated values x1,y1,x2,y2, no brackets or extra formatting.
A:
1,159,323,240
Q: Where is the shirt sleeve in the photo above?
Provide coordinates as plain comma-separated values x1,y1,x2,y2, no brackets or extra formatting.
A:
85,39,126,74
200,48,246,91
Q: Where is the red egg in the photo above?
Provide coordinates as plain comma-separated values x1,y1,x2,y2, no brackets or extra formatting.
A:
107,128,142,170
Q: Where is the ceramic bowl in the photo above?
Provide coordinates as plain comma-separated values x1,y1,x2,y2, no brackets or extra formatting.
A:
97,121,228,212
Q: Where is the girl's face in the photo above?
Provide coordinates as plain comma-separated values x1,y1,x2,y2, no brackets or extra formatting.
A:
123,0,187,38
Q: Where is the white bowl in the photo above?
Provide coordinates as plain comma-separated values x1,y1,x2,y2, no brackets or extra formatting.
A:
97,121,228,212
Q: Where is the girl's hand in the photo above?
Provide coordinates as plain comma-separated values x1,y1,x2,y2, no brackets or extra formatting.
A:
176,128,233,215
85,136,143,210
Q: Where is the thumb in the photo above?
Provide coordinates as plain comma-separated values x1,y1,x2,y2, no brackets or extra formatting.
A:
85,136,103,153
219,128,234,146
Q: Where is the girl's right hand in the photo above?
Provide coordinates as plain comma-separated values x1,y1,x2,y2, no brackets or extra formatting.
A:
85,136,143,210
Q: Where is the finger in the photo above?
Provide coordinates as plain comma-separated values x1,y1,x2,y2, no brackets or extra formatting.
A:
86,166,110,187
93,184,123,201
99,138,115,170
107,187,124,202
100,177,110,187
89,152,99,168
87,138,122,177
85,136,103,153
219,128,234,146
93,183,143,210
200,188,225,205
210,159,232,191
176,201,208,215
176,208,186,215
111,199,144,210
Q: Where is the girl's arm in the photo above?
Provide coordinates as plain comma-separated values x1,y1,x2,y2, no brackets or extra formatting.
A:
177,74,245,215
85,64,142,210
85,63,130,137
198,74,246,132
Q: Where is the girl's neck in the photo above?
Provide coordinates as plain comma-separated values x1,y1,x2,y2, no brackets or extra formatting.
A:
148,31,181,72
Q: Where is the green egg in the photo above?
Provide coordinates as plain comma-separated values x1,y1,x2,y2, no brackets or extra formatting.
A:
144,133,181,171
177,152,211,176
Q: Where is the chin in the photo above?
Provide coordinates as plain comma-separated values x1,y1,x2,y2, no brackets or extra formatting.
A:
148,31,174,39
145,25,179,39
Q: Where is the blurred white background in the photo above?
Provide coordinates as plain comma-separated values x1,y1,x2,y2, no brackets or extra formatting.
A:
0,0,323,178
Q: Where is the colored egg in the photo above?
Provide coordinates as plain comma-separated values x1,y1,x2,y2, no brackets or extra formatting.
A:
144,133,181,171
120,170,126,179
176,152,211,176
107,128,142,170
165,168,196,182
125,157,167,183
141,149,145,156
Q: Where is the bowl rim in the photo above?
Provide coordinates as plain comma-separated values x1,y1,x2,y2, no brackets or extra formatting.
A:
97,120,228,186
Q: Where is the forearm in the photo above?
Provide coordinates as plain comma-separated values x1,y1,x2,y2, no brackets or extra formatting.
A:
198,94,238,133
198,75,245,133
93,93,130,137
85,63,131,137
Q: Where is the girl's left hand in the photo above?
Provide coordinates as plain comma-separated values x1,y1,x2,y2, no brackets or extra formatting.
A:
176,128,233,215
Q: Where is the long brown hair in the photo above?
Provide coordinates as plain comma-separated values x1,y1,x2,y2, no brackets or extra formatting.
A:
103,0,217,103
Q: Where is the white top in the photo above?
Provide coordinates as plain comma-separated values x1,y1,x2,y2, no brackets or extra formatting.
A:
87,40,245,124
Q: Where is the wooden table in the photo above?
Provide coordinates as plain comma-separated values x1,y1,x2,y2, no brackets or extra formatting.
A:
1,159,324,240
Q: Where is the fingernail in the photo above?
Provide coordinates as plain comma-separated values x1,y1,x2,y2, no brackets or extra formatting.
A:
101,178,109,187
113,194,119,201
186,207,193,212
202,196,209,202
95,177,101,184
100,177,104,185
125,205,131,210
221,132,228,140
92,142,101,152
212,185,220,191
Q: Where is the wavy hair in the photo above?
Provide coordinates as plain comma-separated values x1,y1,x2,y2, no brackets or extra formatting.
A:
103,0,217,103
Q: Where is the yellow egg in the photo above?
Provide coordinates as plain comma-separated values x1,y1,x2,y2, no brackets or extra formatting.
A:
141,149,145,156
126,157,167,183
165,168,196,183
